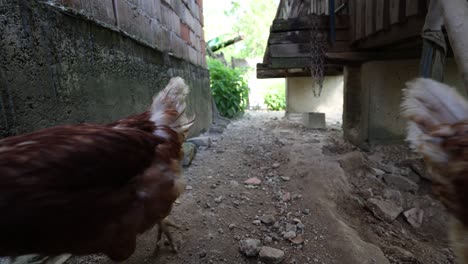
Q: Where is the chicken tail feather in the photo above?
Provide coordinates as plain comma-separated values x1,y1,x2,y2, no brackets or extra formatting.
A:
401,78,468,164
150,77,195,139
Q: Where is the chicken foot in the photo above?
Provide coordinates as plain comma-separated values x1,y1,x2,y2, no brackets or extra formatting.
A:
154,218,181,254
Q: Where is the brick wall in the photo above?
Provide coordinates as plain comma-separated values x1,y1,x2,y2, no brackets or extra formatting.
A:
54,0,207,68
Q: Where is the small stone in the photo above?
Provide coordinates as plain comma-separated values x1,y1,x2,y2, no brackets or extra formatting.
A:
272,163,280,169
280,176,290,181
282,192,291,202
182,142,197,166
214,196,223,203
186,185,193,190
302,209,310,215
244,177,262,186
199,251,207,258
366,198,403,223
261,214,276,225
383,189,404,207
187,136,212,147
239,239,262,257
403,208,424,228
253,220,261,225
289,234,304,244
259,246,285,264
230,180,239,187
371,168,385,176
285,223,297,233
229,224,236,230
297,222,305,229
386,246,416,262
264,236,273,244
210,184,217,189
283,231,296,239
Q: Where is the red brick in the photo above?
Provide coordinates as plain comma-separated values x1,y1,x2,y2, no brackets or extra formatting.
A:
200,40,206,55
199,5,204,26
180,23,190,44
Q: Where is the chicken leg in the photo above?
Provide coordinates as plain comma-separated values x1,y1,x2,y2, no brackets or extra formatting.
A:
154,218,181,254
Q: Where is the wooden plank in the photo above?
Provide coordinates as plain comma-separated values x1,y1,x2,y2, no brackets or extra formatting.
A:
405,0,419,17
354,16,424,49
375,0,385,31
348,0,356,41
256,64,343,79
325,49,422,63
271,15,349,32
269,42,351,58
365,0,376,36
268,30,350,44
355,0,365,39
389,0,400,24
382,0,391,30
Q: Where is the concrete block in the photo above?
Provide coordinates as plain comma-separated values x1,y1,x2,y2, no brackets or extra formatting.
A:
90,0,116,26
128,0,161,20
155,24,171,51
302,112,326,129
188,46,197,65
115,0,155,45
170,34,188,59
190,31,198,49
61,0,82,10
161,5,180,34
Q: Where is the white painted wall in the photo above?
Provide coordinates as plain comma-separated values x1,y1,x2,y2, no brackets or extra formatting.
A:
286,76,344,124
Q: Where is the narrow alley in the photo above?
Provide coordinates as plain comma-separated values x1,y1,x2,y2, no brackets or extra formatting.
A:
68,112,453,264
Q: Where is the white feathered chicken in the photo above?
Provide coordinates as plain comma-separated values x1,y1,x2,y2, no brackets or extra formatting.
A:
402,78,468,263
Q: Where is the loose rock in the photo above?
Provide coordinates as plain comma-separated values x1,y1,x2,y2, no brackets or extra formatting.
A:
259,246,285,264
239,239,262,257
244,177,262,186
188,136,212,147
261,214,276,225
182,142,197,166
366,198,403,223
283,231,296,239
404,208,424,228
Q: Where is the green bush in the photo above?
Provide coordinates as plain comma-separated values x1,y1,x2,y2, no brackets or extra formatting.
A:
208,58,250,118
264,86,286,111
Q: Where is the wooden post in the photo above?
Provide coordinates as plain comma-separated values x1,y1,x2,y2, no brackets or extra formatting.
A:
439,0,468,90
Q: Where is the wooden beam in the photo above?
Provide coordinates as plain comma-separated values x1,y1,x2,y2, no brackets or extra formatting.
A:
256,64,343,79
355,0,365,40
325,49,422,64
271,15,349,32
365,0,375,36
353,16,424,49
269,41,350,58
268,30,350,44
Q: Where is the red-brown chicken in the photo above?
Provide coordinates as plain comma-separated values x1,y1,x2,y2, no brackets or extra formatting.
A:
0,77,194,262
402,78,468,264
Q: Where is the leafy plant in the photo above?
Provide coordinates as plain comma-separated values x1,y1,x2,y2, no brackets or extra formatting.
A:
208,58,250,118
264,85,286,111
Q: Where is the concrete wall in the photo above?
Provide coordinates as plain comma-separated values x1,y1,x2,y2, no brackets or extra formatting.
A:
286,76,344,124
0,0,211,138
343,58,464,147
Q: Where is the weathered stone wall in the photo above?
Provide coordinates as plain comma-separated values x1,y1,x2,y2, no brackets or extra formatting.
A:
0,0,211,138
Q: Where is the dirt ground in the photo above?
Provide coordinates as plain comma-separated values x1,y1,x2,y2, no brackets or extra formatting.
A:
67,111,454,264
